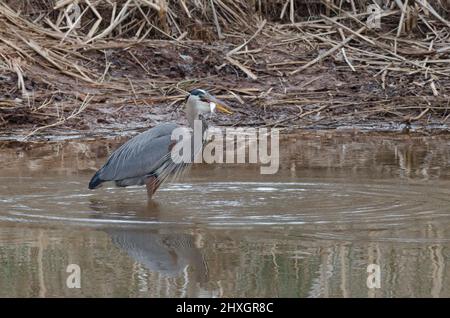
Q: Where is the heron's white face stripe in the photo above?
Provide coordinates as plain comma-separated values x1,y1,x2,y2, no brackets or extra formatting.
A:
187,94,214,113
209,102,216,113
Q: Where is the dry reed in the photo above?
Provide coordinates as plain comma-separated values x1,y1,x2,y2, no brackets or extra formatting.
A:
1,0,449,137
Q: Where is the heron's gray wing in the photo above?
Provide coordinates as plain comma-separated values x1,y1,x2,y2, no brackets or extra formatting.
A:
98,123,178,181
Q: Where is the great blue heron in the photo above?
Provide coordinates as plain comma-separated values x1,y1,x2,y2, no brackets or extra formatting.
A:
88,89,232,199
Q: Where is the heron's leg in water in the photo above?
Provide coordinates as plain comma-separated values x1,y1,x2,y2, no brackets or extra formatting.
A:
145,175,161,199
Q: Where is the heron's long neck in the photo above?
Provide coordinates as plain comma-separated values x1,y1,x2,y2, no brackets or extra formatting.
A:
186,101,208,141
186,100,199,128
187,110,199,128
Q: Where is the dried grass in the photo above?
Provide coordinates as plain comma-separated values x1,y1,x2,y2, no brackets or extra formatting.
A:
1,0,450,137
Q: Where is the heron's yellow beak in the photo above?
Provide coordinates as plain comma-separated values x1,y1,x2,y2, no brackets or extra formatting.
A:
207,95,233,115
215,104,233,114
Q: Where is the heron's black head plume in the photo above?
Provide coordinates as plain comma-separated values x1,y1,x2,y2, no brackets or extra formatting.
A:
190,89,207,97
186,89,208,103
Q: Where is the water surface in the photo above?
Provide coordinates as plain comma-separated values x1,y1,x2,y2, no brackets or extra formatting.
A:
0,132,449,297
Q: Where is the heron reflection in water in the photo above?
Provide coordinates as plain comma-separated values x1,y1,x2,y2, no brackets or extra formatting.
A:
108,229,209,285
88,89,232,199
90,199,209,285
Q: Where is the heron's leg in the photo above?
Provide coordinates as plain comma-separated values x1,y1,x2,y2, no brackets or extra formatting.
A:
144,175,161,200
145,176,156,199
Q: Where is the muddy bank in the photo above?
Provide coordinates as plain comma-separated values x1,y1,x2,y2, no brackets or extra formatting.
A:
1,131,449,181
1,2,450,140
1,38,449,141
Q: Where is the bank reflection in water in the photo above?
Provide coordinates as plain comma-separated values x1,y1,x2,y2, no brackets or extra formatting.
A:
0,217,449,297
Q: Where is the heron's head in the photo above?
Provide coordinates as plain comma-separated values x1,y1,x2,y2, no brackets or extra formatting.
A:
186,89,232,116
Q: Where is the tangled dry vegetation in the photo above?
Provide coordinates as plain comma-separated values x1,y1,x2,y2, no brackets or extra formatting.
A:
0,0,450,138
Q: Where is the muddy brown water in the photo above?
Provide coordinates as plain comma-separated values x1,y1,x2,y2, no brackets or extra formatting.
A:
0,132,450,297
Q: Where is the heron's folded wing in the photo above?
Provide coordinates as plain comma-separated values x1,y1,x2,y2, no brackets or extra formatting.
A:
99,123,179,181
